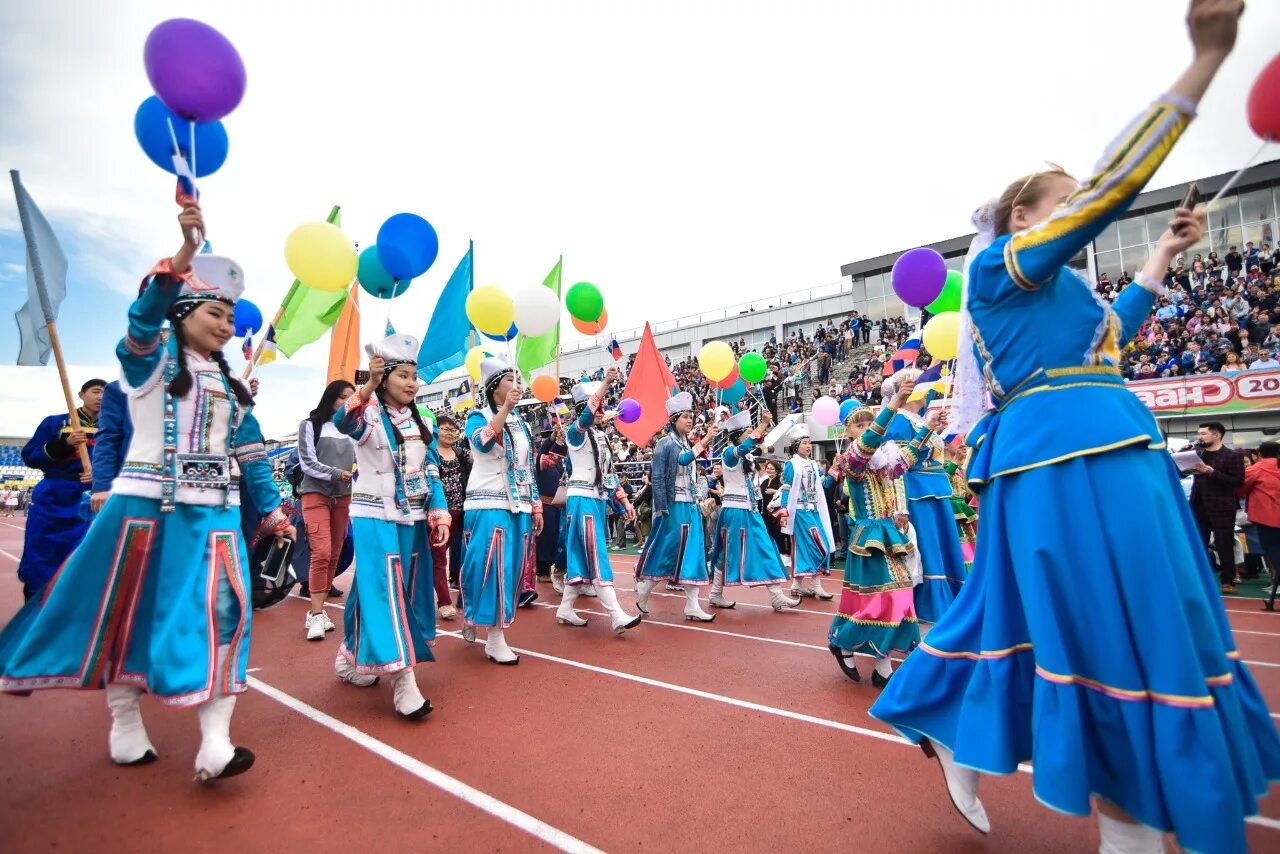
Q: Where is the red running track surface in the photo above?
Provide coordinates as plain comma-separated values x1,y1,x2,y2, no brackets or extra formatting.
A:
0,519,1276,852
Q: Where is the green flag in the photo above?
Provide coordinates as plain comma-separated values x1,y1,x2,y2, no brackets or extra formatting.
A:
515,256,562,379
274,206,350,358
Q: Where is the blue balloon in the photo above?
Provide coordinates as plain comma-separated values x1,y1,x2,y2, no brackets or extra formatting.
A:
134,95,228,177
838,398,858,423
357,246,411,298
720,378,747,405
376,213,439,281
233,299,262,338
482,323,518,342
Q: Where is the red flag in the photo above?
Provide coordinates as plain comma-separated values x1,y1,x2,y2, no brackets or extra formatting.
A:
616,323,677,448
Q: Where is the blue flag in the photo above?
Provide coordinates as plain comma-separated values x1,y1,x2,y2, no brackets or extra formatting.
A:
385,319,396,337
417,241,475,382
11,172,68,367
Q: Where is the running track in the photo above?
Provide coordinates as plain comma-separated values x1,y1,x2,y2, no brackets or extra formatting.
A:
0,517,1276,852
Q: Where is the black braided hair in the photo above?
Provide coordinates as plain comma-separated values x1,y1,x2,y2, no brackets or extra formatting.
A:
574,402,604,490
211,349,254,406
729,429,754,475
166,322,193,398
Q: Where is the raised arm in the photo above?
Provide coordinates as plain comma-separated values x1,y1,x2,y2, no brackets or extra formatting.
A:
1005,1,1238,290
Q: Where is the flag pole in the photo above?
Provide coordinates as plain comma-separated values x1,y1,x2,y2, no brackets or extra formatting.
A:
10,170,90,474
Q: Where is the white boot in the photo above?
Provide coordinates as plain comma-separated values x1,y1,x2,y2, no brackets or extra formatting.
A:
551,568,565,594
556,584,588,627
596,584,641,634
808,574,834,601
582,583,598,598
683,586,715,622
391,667,432,720
194,645,253,781
921,738,989,834
768,584,801,611
334,650,380,687
708,569,736,609
792,577,815,598
635,577,657,614
1097,813,1165,854
485,626,520,665
106,683,156,765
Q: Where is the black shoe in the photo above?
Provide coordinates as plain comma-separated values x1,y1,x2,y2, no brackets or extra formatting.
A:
199,747,255,781
298,584,310,597
116,749,158,767
828,644,860,682
399,700,434,721
327,586,344,598
871,668,892,689
517,589,538,608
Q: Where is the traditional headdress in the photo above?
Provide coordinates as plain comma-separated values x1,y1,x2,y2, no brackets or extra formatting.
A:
480,355,516,398
168,255,244,322
665,391,692,417
723,409,753,434
368,333,420,372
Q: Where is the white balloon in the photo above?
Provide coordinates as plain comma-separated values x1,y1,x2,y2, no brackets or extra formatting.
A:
513,286,560,337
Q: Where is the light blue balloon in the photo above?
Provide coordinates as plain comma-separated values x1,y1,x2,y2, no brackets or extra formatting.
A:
721,378,747,405
358,246,410,298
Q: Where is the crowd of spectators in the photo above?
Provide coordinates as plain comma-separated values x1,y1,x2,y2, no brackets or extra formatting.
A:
1119,241,1280,379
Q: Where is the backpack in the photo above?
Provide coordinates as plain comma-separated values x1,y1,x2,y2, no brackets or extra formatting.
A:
284,420,319,497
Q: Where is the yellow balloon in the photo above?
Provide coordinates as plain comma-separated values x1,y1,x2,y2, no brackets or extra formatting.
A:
922,311,961,361
284,222,358,292
698,340,735,382
466,285,515,336
465,346,491,381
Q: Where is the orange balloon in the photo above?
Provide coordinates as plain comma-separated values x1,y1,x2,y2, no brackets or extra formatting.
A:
531,374,559,403
571,308,608,335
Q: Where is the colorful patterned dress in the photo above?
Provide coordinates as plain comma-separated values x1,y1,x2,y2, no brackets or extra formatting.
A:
943,460,977,570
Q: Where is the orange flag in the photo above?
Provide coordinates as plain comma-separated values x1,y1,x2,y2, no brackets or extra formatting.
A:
327,284,361,383
615,323,679,448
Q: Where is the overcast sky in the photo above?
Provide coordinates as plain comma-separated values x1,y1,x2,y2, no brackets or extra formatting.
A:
1,0,1276,437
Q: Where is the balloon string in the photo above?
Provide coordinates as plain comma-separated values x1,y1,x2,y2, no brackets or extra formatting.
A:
1208,140,1271,208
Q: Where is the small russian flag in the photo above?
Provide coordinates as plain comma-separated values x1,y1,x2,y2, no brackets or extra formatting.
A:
605,337,623,361
242,334,253,361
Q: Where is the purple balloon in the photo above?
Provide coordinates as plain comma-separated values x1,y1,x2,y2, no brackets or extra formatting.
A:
144,19,247,122
617,398,642,424
891,247,947,308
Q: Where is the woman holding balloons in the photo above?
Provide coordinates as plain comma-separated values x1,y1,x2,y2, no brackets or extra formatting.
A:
709,408,802,613
554,369,643,634
634,392,718,621
881,368,966,624
873,4,1280,851
459,356,543,664
333,335,450,720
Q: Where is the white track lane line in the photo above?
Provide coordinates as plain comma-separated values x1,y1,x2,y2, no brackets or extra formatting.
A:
248,675,603,854
0,548,21,563
283,596,1280,832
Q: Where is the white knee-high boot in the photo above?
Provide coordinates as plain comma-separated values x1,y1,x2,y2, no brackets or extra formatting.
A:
595,584,641,634
920,738,989,834
683,586,715,622
708,569,736,609
1097,813,1165,854
107,683,157,765
634,577,657,614
768,584,801,611
556,583,588,626
194,645,253,781
391,667,432,719
808,574,834,600
485,626,519,665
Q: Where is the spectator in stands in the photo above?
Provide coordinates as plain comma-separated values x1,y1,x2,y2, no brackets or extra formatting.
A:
1189,421,1246,594
1251,350,1280,371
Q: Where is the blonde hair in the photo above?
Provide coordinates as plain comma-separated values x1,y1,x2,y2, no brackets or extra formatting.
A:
994,167,1076,236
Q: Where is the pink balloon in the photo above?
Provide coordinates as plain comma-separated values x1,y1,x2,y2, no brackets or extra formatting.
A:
812,396,840,427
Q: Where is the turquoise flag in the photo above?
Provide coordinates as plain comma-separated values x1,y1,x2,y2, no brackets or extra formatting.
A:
417,241,474,382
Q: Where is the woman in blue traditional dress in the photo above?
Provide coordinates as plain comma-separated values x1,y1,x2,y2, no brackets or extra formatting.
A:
827,384,938,687
773,426,835,601
708,408,800,612
332,334,450,719
554,368,642,634
459,356,543,664
0,202,293,781
882,369,966,622
634,391,717,621
872,6,1279,851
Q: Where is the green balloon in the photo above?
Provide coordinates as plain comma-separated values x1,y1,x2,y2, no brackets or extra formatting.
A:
925,270,962,314
565,281,604,323
417,404,437,425
738,351,767,383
